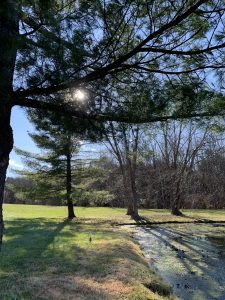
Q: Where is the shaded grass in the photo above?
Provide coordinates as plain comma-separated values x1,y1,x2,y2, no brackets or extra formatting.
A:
1,205,178,300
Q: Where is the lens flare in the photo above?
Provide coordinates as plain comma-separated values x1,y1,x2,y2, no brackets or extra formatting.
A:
74,89,86,101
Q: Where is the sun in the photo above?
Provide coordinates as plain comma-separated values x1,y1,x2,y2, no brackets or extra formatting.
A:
74,89,87,101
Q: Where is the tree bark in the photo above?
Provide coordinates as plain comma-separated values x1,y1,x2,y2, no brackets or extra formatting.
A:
66,151,75,219
127,166,140,219
0,106,14,249
124,126,140,219
171,177,183,216
0,0,19,249
171,203,183,216
122,172,132,215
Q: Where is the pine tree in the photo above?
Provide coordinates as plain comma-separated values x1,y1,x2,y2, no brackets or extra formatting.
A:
16,123,81,219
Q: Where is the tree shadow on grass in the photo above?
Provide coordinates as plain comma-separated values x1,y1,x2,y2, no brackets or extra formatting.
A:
0,218,73,269
0,217,165,300
0,218,117,299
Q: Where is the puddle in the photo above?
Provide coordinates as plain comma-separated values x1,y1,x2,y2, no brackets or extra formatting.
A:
133,223,225,300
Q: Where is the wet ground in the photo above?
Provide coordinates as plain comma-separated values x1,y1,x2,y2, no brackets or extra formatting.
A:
133,223,225,300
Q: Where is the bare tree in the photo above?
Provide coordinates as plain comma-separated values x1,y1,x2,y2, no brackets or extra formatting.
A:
146,120,209,215
103,122,141,219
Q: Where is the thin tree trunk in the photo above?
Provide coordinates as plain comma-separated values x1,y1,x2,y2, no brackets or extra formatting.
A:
116,164,135,216
127,166,140,219
125,149,139,217
104,124,134,216
124,126,140,219
66,152,75,219
121,169,133,215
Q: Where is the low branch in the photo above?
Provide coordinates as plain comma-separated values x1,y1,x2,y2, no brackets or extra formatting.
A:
14,97,225,124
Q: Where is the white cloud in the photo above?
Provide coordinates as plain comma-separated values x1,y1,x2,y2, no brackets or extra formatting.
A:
9,160,23,169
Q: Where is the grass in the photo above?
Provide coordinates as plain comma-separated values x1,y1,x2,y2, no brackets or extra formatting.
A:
4,204,225,224
1,205,224,299
0,204,178,300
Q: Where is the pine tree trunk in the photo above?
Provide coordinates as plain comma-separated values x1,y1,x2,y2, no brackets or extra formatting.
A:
0,159,8,250
0,0,19,249
66,152,75,219
0,106,13,250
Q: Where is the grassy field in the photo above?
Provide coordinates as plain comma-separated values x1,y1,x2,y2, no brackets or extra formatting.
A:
4,204,225,223
1,205,225,300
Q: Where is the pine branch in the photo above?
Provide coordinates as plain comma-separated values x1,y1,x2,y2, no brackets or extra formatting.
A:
14,97,225,124
14,0,208,98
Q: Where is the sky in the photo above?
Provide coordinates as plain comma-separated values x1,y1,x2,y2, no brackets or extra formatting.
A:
8,106,106,177
8,107,38,176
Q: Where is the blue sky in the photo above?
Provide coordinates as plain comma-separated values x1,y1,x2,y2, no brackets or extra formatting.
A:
8,107,38,176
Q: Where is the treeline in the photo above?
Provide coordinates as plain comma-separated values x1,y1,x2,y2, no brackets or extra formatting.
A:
5,120,225,213
90,151,225,210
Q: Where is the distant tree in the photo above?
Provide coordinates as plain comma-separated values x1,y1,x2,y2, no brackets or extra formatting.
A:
197,136,225,208
103,122,141,219
15,126,81,219
8,172,67,206
14,152,115,208
70,155,115,207
4,177,33,204
151,120,210,215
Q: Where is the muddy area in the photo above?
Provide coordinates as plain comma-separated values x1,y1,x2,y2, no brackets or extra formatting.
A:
133,223,225,300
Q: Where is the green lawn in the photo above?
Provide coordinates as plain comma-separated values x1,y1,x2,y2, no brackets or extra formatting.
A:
1,205,225,300
1,204,177,300
4,204,225,223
